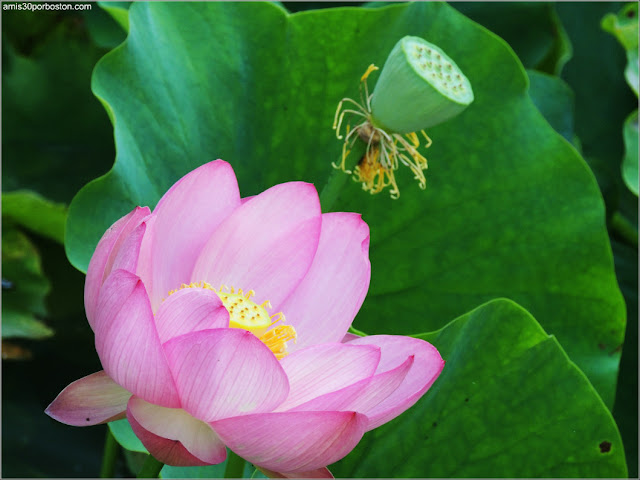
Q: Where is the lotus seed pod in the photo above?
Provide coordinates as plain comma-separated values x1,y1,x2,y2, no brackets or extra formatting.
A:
370,36,474,134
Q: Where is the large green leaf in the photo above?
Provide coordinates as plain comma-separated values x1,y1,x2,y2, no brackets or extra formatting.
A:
97,1,132,33
364,2,573,75
83,5,127,50
2,190,67,244
108,419,147,454
65,1,624,408
332,299,626,477
2,12,116,204
452,2,572,74
527,69,574,142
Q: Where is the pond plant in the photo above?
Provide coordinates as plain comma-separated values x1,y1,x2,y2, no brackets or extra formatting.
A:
2,2,637,478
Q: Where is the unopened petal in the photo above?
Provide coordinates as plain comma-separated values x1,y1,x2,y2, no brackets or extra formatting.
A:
45,371,130,426
127,396,226,466
191,182,321,309
163,329,289,422
347,335,444,430
211,411,367,473
154,287,229,344
143,160,242,311
85,206,150,328
276,343,380,411
95,269,180,407
279,213,370,352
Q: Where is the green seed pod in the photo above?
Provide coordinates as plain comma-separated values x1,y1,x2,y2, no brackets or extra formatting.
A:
370,36,474,134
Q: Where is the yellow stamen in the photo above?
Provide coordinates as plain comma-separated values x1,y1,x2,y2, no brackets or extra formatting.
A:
360,63,379,82
259,325,297,360
420,129,433,148
164,282,296,359
353,145,401,200
406,131,420,148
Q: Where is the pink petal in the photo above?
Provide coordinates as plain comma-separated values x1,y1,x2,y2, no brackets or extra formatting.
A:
163,329,289,422
258,466,333,478
154,287,229,344
341,333,362,343
95,269,180,408
127,396,226,466
191,182,322,309
45,371,130,426
276,343,380,411
142,160,242,311
85,206,150,328
129,415,208,467
278,213,370,351
288,355,414,414
211,411,367,473
110,221,146,274
347,335,445,430
135,213,156,307
133,214,156,306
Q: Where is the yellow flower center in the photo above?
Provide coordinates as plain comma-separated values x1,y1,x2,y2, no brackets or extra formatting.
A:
167,282,296,359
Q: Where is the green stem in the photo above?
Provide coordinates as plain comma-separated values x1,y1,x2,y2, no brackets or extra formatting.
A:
137,455,164,478
319,140,367,212
611,211,638,247
348,325,368,337
224,450,246,478
100,427,119,478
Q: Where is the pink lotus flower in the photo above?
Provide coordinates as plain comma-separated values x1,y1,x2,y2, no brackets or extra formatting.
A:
46,160,444,477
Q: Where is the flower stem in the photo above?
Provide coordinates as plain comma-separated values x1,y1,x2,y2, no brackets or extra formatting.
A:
348,325,368,337
224,450,246,478
611,211,638,247
137,455,164,478
99,427,119,478
320,140,367,212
